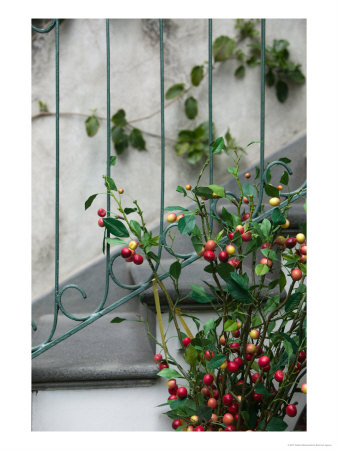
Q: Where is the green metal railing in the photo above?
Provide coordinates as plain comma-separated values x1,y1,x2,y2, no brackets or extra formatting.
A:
31,19,306,358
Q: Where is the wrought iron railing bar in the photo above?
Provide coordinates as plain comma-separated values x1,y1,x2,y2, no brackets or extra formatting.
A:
208,19,214,232
32,19,56,33
253,18,266,219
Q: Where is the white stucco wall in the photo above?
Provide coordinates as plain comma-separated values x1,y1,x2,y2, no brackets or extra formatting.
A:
32,18,306,299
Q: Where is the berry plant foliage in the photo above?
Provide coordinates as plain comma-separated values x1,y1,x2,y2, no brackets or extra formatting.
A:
86,139,306,432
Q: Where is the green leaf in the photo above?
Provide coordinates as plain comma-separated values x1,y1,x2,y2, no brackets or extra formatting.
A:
191,235,204,254
267,320,276,333
276,80,288,103
106,237,126,246
279,270,287,293
260,219,272,238
110,317,127,323
148,251,160,264
211,137,225,154
85,115,100,137
263,295,280,313
114,133,129,154
255,263,270,276
194,186,213,199
266,69,275,86
234,65,245,78
213,36,236,62
221,207,234,227
279,157,291,164
111,125,125,143
85,193,98,210
226,273,252,303
216,263,234,281
255,383,270,396
165,83,185,99
177,214,196,235
266,417,288,431
112,109,127,126
224,319,238,332
285,292,302,312
124,207,137,215
245,238,261,256
261,248,279,261
264,184,280,198
196,405,212,422
157,368,183,379
271,208,286,226
203,318,216,335
130,220,142,237
207,184,225,198
170,261,182,280
187,149,204,164
280,171,289,185
176,185,187,197
184,345,199,366
228,167,238,178
206,354,227,369
185,97,198,120
242,183,256,198
38,100,48,112
104,175,117,192
283,339,293,358
164,206,188,212
103,218,129,238
110,156,117,166
191,65,204,86
189,285,214,303
129,128,146,150
175,142,190,156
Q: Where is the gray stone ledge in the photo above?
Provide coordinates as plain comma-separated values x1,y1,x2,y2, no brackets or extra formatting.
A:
32,312,157,390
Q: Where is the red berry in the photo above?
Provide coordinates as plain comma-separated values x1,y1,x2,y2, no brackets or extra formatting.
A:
205,240,217,251
228,258,240,269
168,395,178,400
194,426,205,431
228,403,238,415
98,218,104,227
262,364,270,373
286,404,297,417
258,356,270,368
177,386,188,399
154,353,162,364
222,413,234,425
182,337,191,347
232,329,240,338
172,419,182,430
218,251,229,263
168,386,178,395
230,343,240,353
234,357,243,367
298,351,306,362
251,373,262,384
243,196,249,204
121,247,132,258
291,268,302,281
204,350,215,360
227,361,240,373
252,392,263,402
246,353,253,361
203,374,214,385
274,370,284,383
212,390,219,400
225,425,236,431
133,253,144,265
97,208,106,217
285,237,297,249
222,393,233,406
299,245,307,255
242,212,250,221
203,250,216,262
159,362,169,370
201,387,211,398
228,232,235,240
242,231,252,242
207,398,217,410
262,242,273,249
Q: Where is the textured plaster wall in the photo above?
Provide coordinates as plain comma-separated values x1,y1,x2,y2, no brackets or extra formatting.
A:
32,19,306,299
